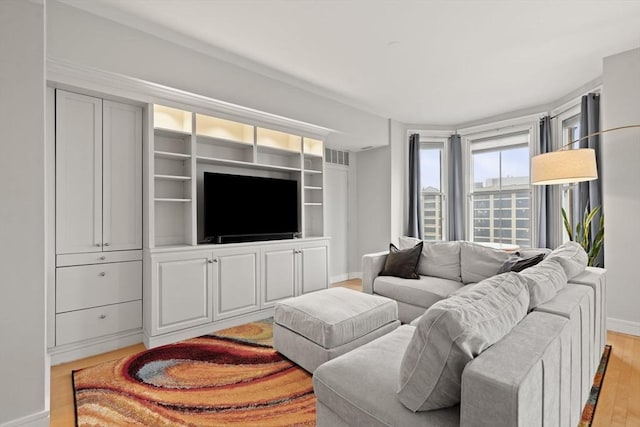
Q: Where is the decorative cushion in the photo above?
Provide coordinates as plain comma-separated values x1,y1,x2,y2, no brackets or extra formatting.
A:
380,242,422,279
399,237,462,282
519,258,568,310
460,242,511,284
397,272,529,412
547,241,588,279
498,253,546,273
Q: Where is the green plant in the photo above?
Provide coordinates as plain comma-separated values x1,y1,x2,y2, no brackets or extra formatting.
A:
561,205,604,267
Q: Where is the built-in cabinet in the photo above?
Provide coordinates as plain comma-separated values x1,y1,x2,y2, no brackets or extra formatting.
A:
50,90,143,363
144,239,329,347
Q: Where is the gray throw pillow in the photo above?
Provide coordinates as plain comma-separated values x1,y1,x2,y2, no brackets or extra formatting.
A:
397,272,529,411
399,237,462,282
460,242,511,284
498,253,546,273
546,241,588,279
379,242,422,279
519,258,568,310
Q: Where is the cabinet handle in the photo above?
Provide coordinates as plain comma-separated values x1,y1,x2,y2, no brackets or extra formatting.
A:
96,243,101,247
208,259,214,263
99,272,106,277
100,256,106,261
99,314,106,319
104,243,110,247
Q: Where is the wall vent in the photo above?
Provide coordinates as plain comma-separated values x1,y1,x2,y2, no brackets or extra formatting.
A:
325,148,350,166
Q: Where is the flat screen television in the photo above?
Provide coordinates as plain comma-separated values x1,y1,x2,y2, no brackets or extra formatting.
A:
203,172,298,243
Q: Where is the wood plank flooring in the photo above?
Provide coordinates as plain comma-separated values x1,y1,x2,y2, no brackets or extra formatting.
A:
50,279,640,426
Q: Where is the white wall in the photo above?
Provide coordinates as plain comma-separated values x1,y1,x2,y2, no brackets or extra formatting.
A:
356,147,392,261
389,119,407,243
325,165,350,282
602,47,640,336
0,0,48,425
47,0,388,151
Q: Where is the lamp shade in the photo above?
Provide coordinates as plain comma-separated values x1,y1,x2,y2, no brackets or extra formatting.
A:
531,148,597,185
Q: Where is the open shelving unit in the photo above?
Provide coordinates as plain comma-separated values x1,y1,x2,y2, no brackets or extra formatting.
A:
148,104,325,249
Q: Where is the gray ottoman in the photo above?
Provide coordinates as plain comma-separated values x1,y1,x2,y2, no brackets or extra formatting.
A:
273,287,400,372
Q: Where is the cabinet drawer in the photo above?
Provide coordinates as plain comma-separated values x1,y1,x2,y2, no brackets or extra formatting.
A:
56,261,142,313
56,250,142,267
55,300,142,346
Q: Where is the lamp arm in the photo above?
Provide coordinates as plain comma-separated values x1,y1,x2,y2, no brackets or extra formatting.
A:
558,124,640,151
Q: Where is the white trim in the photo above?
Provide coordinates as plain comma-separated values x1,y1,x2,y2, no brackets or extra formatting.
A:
0,410,49,427
348,271,362,280
457,112,544,136
408,129,455,139
550,85,602,117
330,274,350,284
46,58,333,139
607,317,640,337
49,330,143,365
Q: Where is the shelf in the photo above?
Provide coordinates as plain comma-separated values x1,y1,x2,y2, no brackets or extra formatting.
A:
303,137,324,157
257,144,301,156
304,169,323,174
196,156,301,173
304,186,323,190
304,203,323,206
154,105,192,134
257,127,301,152
155,198,192,202
303,152,323,158
154,151,191,160
196,113,254,144
197,134,254,149
154,174,192,181
154,127,192,138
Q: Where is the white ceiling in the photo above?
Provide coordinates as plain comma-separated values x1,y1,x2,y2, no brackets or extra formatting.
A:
59,0,640,126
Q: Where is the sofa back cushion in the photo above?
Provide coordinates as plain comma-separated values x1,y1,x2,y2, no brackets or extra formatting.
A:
460,242,511,284
397,272,529,412
519,258,568,310
546,241,588,279
399,237,461,282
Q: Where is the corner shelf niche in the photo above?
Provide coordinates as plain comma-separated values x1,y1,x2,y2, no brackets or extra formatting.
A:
148,104,326,248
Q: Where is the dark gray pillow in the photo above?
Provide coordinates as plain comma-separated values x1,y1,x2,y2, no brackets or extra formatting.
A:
498,253,546,274
380,242,423,279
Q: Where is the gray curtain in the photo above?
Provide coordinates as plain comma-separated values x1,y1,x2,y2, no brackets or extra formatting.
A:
575,93,603,265
407,134,423,239
536,116,554,248
448,134,464,241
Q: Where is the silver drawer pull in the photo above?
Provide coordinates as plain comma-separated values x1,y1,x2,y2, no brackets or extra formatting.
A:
104,243,110,247
96,243,101,247
99,314,106,319
99,272,106,277
100,256,106,261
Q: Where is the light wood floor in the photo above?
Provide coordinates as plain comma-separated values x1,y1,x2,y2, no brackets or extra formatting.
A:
50,279,640,426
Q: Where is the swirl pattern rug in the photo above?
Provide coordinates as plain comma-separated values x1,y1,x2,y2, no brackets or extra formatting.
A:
72,320,315,426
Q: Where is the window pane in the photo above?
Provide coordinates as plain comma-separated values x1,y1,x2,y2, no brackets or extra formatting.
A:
472,151,500,190
420,148,441,192
420,144,444,241
500,146,530,188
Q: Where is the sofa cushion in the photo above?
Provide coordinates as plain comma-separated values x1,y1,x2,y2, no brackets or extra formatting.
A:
397,272,529,412
273,288,398,349
380,242,422,279
547,241,588,279
399,237,462,281
313,325,460,427
460,242,511,284
519,258,568,310
374,275,463,310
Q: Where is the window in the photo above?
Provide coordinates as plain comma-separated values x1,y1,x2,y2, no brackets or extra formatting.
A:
468,132,531,246
560,114,580,242
419,141,447,240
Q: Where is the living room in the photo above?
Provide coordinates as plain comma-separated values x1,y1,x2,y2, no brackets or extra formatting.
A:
2,1,640,426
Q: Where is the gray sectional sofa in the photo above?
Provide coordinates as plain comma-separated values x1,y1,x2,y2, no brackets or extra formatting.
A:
313,240,606,427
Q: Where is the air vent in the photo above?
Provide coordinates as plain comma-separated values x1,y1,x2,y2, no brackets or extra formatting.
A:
325,148,350,166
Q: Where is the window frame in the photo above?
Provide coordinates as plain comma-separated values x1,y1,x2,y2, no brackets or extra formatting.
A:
418,136,449,241
461,120,538,246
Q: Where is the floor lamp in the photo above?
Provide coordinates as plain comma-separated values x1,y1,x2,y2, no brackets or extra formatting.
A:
531,124,640,185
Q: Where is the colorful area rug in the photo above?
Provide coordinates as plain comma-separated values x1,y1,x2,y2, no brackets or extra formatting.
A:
579,344,612,426
72,319,315,426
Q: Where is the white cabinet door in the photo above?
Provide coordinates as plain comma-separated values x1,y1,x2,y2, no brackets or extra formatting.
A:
151,251,213,335
261,245,296,308
300,244,329,294
212,247,259,320
103,100,142,251
56,90,102,254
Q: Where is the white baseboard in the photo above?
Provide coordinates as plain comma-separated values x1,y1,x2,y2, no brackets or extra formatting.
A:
330,273,350,283
0,410,49,427
607,317,640,337
348,272,362,280
49,330,143,365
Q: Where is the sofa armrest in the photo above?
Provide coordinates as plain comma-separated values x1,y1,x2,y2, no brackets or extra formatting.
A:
461,312,571,427
361,251,389,294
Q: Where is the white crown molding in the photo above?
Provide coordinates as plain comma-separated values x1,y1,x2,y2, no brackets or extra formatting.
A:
46,58,333,138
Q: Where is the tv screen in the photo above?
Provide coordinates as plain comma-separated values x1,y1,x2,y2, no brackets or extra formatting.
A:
203,172,298,243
